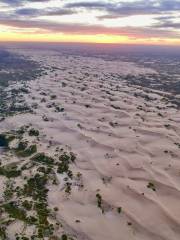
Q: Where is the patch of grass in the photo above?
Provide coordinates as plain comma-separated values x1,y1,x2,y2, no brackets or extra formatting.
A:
22,200,33,211
0,226,6,240
22,173,54,237
31,153,54,165
57,153,75,175
0,165,21,178
3,180,14,201
23,173,48,201
57,161,69,174
3,201,27,221
16,144,37,157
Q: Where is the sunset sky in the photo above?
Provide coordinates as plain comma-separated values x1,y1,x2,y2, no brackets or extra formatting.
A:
0,0,180,45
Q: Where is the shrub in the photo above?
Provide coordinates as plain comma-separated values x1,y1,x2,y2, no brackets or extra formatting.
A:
16,141,28,151
31,153,54,165
96,193,102,208
61,234,68,240
0,226,6,239
22,200,32,211
117,207,122,214
0,166,21,178
50,95,57,100
16,144,37,157
3,201,27,221
29,128,39,136
147,182,156,191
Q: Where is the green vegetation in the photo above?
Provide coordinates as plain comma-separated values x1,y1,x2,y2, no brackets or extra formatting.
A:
65,182,72,194
147,182,156,191
55,106,64,112
28,128,39,136
96,193,104,213
21,173,54,238
61,234,68,240
0,226,6,239
57,153,75,178
96,193,102,208
0,50,44,118
15,143,37,157
3,180,14,201
50,95,57,100
174,142,180,148
0,126,77,239
3,201,27,221
31,153,54,165
22,200,33,211
117,207,122,214
23,173,48,201
0,165,21,178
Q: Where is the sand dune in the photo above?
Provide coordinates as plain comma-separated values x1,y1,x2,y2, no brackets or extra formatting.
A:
1,49,180,240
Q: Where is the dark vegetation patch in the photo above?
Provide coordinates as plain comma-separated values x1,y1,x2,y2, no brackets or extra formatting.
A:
0,126,77,239
0,50,42,87
28,128,39,136
15,144,37,157
0,50,44,118
147,182,156,191
31,153,54,165
0,164,21,178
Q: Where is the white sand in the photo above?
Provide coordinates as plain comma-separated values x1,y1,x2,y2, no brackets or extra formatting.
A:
1,49,180,240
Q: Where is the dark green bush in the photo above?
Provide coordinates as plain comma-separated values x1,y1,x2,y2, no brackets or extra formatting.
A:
3,201,27,221
16,144,37,157
0,166,21,178
31,153,54,165
28,128,39,137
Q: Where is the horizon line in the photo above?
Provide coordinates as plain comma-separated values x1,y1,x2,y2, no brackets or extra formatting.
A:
0,40,180,48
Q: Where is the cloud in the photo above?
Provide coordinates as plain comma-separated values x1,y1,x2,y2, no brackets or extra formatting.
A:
159,22,180,29
15,7,76,17
0,18,179,39
15,8,41,16
65,0,180,18
0,0,179,43
1,0,50,6
154,14,180,30
45,8,76,16
65,1,111,9
155,20,180,29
